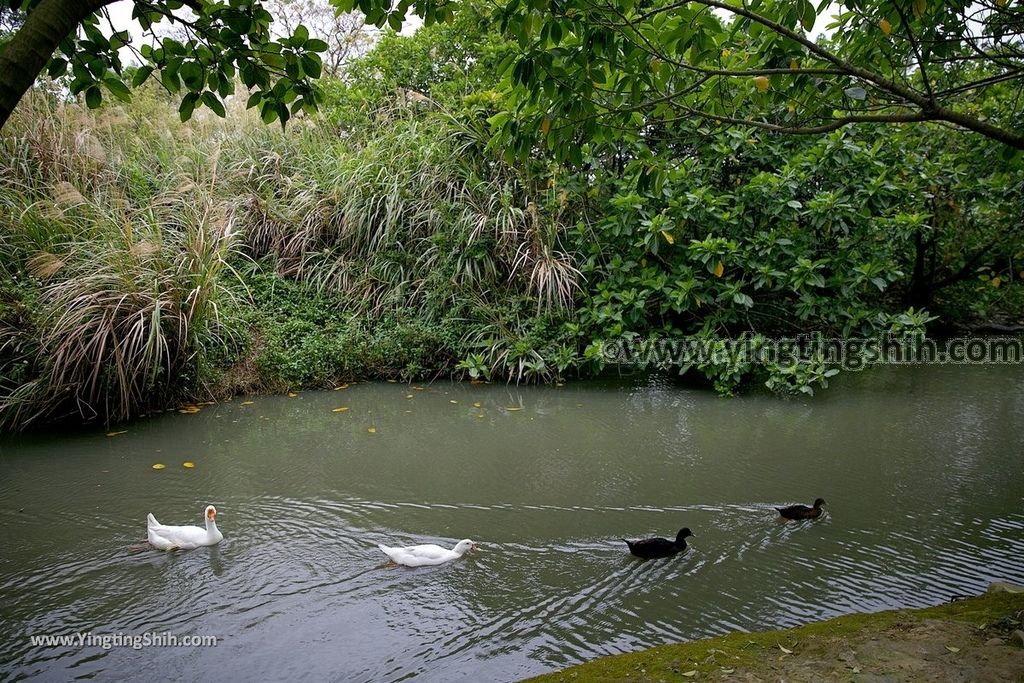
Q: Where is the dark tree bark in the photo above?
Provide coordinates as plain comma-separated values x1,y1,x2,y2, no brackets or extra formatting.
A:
0,0,113,130
907,229,936,309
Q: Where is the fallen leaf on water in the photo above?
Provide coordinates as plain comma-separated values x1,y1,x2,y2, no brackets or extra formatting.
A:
945,646,961,653
152,463,166,470
106,430,127,437
450,400,458,404
681,672,697,678
506,406,523,411
413,386,424,391
178,405,200,414
332,407,349,413
386,379,397,383
721,669,735,674
367,427,376,433
240,401,254,406
406,394,414,399
288,392,297,398
183,462,195,468
334,384,349,391
852,667,861,674
778,644,793,654
473,402,481,408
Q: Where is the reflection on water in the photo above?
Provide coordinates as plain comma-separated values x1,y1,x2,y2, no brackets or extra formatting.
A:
1,365,1023,681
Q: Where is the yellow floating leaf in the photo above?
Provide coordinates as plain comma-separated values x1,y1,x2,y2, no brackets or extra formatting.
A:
713,261,725,278
367,427,376,433
386,379,398,383
183,462,195,468
682,672,697,678
413,386,424,391
106,430,127,437
288,392,297,398
450,399,458,404
334,384,349,391
753,75,769,92
406,394,414,399
240,401,254,406
178,406,200,414
660,230,674,245
778,644,793,654
945,645,960,653
506,406,523,411
152,463,166,470
332,407,349,412
879,18,892,35
473,402,482,408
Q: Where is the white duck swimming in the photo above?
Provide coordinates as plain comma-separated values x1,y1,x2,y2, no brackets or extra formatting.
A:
147,505,223,551
378,539,477,567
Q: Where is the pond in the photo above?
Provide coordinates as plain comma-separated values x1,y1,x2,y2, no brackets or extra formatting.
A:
1,366,1023,681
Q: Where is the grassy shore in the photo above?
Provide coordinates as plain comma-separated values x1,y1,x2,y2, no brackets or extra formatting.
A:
527,590,1024,682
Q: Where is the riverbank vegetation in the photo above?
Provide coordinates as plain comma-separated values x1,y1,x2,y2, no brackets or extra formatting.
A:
1,2,1022,429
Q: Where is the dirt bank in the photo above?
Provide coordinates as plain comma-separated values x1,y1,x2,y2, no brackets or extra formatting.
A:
527,589,1024,682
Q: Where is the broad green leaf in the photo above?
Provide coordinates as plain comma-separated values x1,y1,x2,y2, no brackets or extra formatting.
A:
85,86,102,109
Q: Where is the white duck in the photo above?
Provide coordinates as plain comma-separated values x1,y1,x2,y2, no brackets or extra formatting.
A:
147,505,223,551
378,539,477,567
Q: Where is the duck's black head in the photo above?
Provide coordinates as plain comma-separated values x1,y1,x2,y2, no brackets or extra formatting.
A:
676,527,694,544
813,498,826,508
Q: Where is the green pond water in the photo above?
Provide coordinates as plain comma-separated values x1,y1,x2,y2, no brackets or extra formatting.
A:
1,365,1023,681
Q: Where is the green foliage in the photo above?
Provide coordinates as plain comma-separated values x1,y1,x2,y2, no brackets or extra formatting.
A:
340,0,1024,154
4,0,325,128
0,3,1020,429
562,114,1019,393
342,3,510,107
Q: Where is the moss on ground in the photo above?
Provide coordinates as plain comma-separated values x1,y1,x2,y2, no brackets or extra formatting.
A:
527,591,1024,682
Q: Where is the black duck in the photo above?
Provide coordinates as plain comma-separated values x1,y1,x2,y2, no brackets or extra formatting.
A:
622,527,693,559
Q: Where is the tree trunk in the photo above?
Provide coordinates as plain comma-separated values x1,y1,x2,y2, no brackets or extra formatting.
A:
0,0,113,131
907,228,935,309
